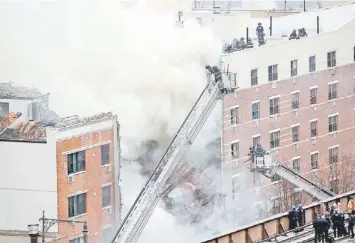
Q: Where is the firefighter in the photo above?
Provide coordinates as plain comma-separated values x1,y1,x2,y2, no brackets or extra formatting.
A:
297,204,304,227
348,197,355,214
313,215,322,243
288,205,298,230
331,209,342,238
348,211,355,238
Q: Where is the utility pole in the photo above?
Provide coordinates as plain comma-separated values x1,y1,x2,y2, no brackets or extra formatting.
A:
304,0,306,12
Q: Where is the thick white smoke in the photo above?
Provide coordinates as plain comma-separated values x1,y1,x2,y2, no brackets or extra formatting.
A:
0,0,223,242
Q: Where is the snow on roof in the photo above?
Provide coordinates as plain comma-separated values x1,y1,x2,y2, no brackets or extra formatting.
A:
55,112,116,130
189,2,355,41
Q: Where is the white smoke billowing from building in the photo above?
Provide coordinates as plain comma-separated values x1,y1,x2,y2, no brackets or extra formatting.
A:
0,0,228,242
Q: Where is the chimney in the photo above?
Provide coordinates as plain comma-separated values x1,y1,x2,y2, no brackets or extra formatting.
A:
28,224,39,243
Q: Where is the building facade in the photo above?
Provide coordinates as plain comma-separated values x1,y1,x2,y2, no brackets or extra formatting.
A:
55,113,121,243
221,17,355,220
0,87,121,243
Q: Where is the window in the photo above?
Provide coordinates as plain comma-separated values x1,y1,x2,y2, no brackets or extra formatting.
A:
292,125,299,142
293,158,300,172
231,107,238,125
291,59,298,77
310,120,317,137
67,151,86,175
253,172,261,185
252,102,260,119
253,136,260,146
69,237,84,243
328,115,338,133
328,82,337,100
310,87,317,104
101,144,110,166
291,92,299,110
327,51,336,68
68,193,86,218
309,55,316,72
0,102,9,120
269,97,280,115
251,69,258,86
329,147,339,164
292,191,301,205
232,175,241,198
268,64,278,81
102,185,111,208
311,153,318,170
270,131,280,149
102,228,113,243
330,179,339,194
271,197,281,214
231,142,239,158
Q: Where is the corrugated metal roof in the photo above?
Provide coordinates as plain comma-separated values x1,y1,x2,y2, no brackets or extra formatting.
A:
55,112,115,130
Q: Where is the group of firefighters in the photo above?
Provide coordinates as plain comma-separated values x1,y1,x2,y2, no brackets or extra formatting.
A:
288,198,355,243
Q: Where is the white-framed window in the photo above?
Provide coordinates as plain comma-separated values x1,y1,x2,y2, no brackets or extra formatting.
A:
330,178,339,194
101,144,110,166
251,68,258,86
328,82,338,100
310,87,317,104
231,141,239,158
268,64,278,81
230,107,238,125
310,120,317,137
309,55,316,72
102,185,112,208
292,125,299,142
329,146,339,164
252,102,260,119
253,135,261,146
68,151,86,175
328,114,338,133
291,59,298,77
327,51,336,68
270,131,280,149
311,152,318,170
269,97,280,115
68,192,87,218
271,197,281,214
293,157,300,172
291,92,299,110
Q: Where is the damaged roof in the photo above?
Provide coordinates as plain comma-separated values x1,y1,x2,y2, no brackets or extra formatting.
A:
0,82,43,99
0,120,47,142
55,112,116,130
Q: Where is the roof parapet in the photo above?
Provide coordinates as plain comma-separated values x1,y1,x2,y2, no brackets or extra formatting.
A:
55,112,116,130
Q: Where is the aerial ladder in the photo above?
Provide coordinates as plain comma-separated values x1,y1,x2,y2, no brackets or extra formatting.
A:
249,144,336,200
111,65,237,243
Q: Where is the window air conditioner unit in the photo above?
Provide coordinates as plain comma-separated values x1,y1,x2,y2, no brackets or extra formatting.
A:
331,132,337,138
67,175,74,184
311,138,317,145
292,78,297,84
293,143,299,151
105,165,111,174
253,120,259,127
233,126,238,133
104,207,112,216
253,87,258,93
329,68,337,75
292,110,299,116
332,100,336,107
272,82,277,89
312,73,317,80
312,106,317,112
271,115,278,122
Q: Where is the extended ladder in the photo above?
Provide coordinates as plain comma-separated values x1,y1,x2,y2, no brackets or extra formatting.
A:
250,145,336,200
111,66,237,243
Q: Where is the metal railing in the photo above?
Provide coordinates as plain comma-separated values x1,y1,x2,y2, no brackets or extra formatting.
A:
201,189,355,243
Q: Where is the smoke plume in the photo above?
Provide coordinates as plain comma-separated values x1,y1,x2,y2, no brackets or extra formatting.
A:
0,0,228,242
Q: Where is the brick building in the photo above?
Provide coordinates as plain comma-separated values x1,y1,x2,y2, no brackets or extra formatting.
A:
55,113,121,243
0,84,121,243
220,13,355,220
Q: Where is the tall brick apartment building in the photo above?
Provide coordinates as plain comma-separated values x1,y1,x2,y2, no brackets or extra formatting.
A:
55,112,121,243
220,16,355,220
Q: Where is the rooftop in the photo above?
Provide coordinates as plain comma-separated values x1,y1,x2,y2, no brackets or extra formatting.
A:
0,82,44,100
55,112,116,130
